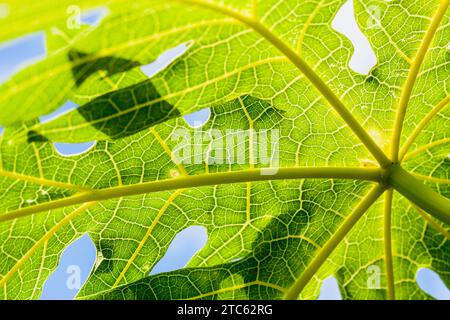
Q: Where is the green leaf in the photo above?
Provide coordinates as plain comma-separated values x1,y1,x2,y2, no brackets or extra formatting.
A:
0,0,103,43
0,0,449,300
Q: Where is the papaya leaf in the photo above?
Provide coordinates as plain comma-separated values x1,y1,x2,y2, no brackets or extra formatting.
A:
0,0,448,300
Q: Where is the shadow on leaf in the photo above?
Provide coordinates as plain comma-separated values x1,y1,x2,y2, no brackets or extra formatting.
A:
76,80,180,139
86,180,343,300
68,49,142,87
28,80,180,142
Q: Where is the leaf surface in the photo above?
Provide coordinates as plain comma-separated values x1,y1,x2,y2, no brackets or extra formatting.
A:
0,0,448,300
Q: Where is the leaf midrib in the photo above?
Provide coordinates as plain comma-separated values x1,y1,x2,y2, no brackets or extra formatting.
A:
390,0,449,162
0,167,382,224
175,0,391,166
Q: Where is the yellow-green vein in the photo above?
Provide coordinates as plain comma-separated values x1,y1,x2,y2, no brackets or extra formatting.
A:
112,190,184,287
399,94,450,161
296,0,324,54
0,167,383,223
0,170,90,191
283,184,386,299
0,202,96,290
390,0,448,162
384,188,395,300
403,137,450,161
412,204,450,241
175,0,391,167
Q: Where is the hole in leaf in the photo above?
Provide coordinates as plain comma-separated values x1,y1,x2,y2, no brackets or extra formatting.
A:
140,42,192,78
416,268,450,300
53,141,96,157
183,108,211,128
150,226,207,275
80,7,109,26
0,126,4,137
40,234,96,300
0,32,46,83
36,100,97,156
317,276,342,300
332,0,377,75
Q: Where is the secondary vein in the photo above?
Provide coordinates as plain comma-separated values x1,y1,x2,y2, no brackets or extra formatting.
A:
0,202,96,289
412,204,450,241
391,0,449,162
384,188,395,300
112,189,184,287
0,170,89,191
283,184,386,299
175,0,391,167
399,95,450,161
